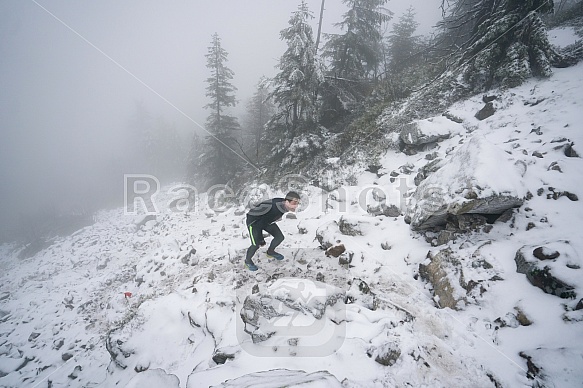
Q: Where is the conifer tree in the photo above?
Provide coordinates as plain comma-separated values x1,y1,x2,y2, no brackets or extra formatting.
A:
322,0,392,80
243,77,275,164
437,0,569,90
270,1,324,131
200,33,240,187
386,6,421,74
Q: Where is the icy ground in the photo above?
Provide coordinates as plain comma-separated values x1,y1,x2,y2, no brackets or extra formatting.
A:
1,29,583,388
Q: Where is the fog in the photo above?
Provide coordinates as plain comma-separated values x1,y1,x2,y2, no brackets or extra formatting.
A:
0,0,442,243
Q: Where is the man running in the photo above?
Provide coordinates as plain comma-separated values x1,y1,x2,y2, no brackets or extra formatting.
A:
244,191,301,271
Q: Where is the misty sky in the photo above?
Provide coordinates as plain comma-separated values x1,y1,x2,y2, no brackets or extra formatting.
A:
0,0,442,239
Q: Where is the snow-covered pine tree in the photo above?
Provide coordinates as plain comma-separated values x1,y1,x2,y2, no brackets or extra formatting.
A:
270,0,324,132
322,0,392,81
200,33,241,188
386,6,421,75
378,6,428,101
437,0,569,90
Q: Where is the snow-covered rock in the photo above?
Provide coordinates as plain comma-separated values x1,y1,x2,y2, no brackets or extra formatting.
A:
407,135,525,230
400,116,462,148
515,240,580,299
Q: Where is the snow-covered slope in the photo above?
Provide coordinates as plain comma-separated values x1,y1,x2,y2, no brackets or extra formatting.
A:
1,33,583,388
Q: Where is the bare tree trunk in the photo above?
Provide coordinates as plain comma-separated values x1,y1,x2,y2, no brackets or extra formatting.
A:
315,0,326,52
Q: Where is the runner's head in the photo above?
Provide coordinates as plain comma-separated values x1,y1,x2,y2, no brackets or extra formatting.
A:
284,191,301,212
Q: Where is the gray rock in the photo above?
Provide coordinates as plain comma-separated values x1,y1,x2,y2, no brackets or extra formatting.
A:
419,249,465,310
407,136,524,231
325,244,345,257
367,203,401,217
338,216,366,236
400,121,451,147
212,347,237,364
515,241,578,299
475,102,495,120
345,278,376,310
315,221,340,250
369,342,401,367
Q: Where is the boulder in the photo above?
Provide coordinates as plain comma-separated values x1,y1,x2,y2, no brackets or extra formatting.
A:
419,249,466,310
325,244,345,257
515,241,580,299
400,116,461,147
475,102,495,120
315,221,341,250
369,341,401,367
407,136,524,231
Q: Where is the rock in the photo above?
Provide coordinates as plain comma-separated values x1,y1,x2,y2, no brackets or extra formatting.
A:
28,332,40,342
434,230,457,246
515,241,579,299
442,111,464,123
325,244,345,257
315,221,340,250
68,365,82,380
338,216,370,236
515,308,532,326
533,247,560,261
546,188,578,201
564,142,579,157
400,116,458,147
367,203,401,217
475,102,495,120
208,369,343,387
370,342,401,367
345,278,376,310
548,161,562,172
407,136,524,231
62,353,74,361
575,299,583,310
338,251,353,266
456,214,487,232
134,360,150,373
483,95,497,103
419,249,465,310
212,347,237,364
180,248,197,265
414,158,444,186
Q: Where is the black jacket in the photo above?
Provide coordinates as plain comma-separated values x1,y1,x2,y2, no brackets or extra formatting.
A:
246,198,287,227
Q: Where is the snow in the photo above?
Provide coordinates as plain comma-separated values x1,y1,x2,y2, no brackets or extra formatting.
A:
1,34,583,388
547,26,580,47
